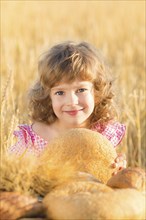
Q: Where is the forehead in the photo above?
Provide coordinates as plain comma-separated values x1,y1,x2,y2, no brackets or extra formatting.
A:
51,80,93,90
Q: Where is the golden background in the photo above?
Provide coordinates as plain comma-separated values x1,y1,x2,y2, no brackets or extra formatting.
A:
1,0,145,167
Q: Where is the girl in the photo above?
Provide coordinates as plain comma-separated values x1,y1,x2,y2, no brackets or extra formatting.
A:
8,41,127,172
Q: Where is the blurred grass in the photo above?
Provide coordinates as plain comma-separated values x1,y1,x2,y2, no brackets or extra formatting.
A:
1,0,145,168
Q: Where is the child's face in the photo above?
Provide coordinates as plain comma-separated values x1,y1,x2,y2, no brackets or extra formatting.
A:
50,79,95,128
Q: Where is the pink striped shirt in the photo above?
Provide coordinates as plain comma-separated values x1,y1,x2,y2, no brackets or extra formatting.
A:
8,122,126,157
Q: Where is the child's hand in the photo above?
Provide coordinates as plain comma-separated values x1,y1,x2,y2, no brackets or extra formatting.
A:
112,153,127,175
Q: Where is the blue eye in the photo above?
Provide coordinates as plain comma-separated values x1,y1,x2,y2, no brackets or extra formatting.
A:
77,88,87,93
55,91,64,95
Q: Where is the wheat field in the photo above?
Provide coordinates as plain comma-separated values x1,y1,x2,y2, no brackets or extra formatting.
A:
1,0,145,168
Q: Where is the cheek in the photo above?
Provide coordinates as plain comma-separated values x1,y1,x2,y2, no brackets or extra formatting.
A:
51,98,61,111
88,97,95,111
84,93,95,106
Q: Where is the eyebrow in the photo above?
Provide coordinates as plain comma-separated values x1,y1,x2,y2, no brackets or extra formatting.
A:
51,82,93,91
51,86,67,91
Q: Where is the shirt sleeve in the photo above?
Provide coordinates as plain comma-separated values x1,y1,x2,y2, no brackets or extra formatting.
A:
101,122,126,147
7,125,33,156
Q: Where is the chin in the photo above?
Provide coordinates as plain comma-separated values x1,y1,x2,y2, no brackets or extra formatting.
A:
68,121,87,128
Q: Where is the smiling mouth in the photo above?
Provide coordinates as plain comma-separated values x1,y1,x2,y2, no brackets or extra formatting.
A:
64,109,83,116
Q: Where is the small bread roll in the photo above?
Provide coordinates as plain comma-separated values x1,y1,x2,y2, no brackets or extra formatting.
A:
107,167,146,192
0,192,45,220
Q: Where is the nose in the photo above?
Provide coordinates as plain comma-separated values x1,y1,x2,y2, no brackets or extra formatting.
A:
66,92,79,106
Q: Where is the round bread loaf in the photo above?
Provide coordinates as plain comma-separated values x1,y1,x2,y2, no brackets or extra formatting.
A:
37,128,117,187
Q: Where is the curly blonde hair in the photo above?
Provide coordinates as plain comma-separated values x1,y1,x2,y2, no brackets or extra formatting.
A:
28,41,118,128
